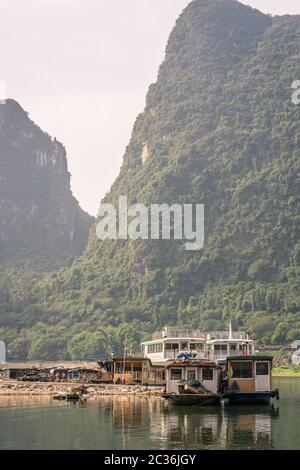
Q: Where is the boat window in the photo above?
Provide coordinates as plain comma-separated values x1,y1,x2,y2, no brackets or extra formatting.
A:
148,343,163,353
190,343,203,350
230,344,237,352
202,368,214,381
256,362,269,376
187,370,196,380
165,343,179,350
170,369,182,380
181,342,188,350
214,344,227,352
231,361,253,379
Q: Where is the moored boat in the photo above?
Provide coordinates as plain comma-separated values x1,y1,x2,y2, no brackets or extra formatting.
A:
222,356,280,406
163,360,222,406
164,393,221,406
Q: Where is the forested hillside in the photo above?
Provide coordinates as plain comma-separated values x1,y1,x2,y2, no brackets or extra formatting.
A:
1,0,300,360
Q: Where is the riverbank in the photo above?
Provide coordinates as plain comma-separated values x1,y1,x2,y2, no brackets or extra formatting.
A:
0,381,165,397
272,367,300,377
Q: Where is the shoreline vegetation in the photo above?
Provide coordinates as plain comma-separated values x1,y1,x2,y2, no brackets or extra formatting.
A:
272,367,300,377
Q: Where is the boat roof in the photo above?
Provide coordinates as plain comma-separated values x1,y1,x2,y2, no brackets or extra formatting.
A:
206,338,254,343
141,338,205,345
166,360,221,369
0,361,99,370
227,355,273,362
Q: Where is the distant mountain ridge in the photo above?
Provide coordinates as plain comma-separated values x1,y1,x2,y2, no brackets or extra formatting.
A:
1,0,300,360
0,99,93,265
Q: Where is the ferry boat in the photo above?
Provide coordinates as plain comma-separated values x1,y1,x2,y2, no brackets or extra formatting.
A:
140,324,255,365
140,327,206,364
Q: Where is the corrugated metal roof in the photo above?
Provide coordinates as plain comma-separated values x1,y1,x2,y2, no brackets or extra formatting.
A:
0,361,99,370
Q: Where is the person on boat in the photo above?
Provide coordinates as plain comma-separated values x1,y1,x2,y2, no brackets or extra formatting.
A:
220,375,228,393
242,342,250,356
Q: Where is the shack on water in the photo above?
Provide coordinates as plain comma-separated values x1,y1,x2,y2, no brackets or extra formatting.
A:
0,362,101,382
165,360,221,394
98,358,165,385
223,356,279,405
50,367,101,383
0,364,33,380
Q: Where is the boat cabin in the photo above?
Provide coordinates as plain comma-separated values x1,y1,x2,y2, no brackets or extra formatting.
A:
141,328,206,364
206,330,255,362
226,356,273,393
223,356,279,404
165,360,221,394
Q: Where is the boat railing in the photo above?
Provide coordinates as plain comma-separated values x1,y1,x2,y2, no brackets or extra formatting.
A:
131,352,145,358
164,350,206,360
206,331,249,340
152,328,204,340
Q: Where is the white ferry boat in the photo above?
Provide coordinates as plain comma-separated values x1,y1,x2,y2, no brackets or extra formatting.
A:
140,327,206,365
206,324,255,362
140,324,255,365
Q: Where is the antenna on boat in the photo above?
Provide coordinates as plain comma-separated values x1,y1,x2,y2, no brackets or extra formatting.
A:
122,336,127,382
229,321,232,340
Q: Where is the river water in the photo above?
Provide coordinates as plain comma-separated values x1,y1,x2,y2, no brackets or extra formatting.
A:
0,378,299,450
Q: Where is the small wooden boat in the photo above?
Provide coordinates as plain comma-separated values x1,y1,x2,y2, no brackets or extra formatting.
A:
53,392,90,401
53,385,90,402
163,367,221,406
164,359,222,407
223,356,280,406
164,393,220,406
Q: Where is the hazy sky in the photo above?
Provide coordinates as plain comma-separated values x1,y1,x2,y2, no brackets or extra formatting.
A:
0,0,299,215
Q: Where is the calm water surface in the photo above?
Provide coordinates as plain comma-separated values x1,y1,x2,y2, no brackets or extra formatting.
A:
0,378,299,450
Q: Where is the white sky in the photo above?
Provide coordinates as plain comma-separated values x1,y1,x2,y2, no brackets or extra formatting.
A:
0,0,299,215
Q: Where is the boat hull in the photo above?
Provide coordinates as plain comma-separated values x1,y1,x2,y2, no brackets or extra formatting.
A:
222,390,279,406
164,394,221,406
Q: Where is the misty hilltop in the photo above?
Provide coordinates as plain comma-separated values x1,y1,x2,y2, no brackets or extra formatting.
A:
0,99,93,266
1,0,300,360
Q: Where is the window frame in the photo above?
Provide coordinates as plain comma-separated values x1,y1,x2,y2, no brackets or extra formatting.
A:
255,361,269,376
230,361,253,379
170,368,183,381
165,343,180,351
202,368,214,381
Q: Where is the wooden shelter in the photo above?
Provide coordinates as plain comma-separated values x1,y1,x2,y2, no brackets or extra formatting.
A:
99,358,165,385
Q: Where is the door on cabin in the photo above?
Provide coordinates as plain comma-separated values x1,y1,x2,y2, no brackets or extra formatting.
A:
255,362,270,391
186,369,197,382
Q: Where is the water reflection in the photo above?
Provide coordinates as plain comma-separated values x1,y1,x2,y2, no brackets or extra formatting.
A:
95,396,279,450
159,403,279,449
0,384,291,450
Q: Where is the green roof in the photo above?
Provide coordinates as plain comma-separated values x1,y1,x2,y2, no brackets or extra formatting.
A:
227,355,273,361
